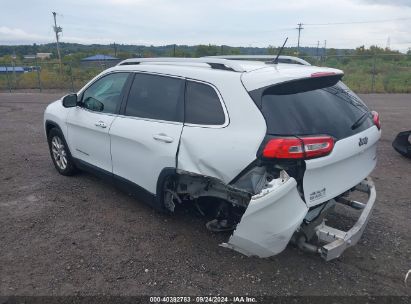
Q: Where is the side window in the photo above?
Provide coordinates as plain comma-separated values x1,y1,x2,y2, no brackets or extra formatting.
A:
185,81,225,125
82,73,129,114
125,73,184,122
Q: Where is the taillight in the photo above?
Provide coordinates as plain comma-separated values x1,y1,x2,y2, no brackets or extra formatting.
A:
371,110,381,130
302,136,334,158
262,136,334,159
262,138,303,159
310,72,336,78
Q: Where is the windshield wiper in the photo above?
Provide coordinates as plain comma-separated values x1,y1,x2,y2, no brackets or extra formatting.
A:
351,111,371,130
324,86,368,112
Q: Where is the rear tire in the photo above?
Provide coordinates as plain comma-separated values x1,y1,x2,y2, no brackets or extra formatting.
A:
47,128,77,176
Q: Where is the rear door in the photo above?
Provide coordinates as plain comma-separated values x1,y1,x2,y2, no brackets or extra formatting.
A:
252,81,380,207
109,72,185,194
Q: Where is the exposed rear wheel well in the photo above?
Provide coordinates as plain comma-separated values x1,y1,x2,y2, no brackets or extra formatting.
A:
157,169,252,212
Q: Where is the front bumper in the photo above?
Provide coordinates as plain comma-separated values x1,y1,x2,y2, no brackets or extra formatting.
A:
311,178,377,261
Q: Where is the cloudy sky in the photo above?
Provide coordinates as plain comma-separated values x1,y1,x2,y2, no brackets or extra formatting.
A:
1,0,410,51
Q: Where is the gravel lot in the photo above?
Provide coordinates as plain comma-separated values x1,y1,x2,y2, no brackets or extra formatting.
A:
0,92,410,296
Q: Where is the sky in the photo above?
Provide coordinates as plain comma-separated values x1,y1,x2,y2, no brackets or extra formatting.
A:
1,0,410,52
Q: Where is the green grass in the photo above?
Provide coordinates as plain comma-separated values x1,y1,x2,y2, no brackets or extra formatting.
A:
1,55,411,93
309,55,411,93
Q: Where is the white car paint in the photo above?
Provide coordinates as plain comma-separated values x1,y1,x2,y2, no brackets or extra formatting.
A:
44,57,380,261
66,108,115,172
303,126,380,207
110,115,183,193
241,64,343,92
44,99,68,138
177,77,266,184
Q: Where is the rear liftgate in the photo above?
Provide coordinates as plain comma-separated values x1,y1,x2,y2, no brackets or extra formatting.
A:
222,73,381,260
221,129,379,260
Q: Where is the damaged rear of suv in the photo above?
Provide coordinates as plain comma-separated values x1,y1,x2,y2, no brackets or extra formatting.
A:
222,69,380,260
44,56,381,261
163,59,381,261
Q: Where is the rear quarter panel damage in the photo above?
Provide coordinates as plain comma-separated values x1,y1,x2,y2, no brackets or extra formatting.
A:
177,76,266,184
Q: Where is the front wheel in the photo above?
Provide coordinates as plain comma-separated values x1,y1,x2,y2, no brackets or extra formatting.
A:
47,128,77,176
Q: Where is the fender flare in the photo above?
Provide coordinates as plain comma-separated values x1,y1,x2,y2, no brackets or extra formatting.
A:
45,119,64,137
154,167,178,212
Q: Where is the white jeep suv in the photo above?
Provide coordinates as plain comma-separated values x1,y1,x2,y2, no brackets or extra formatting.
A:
44,56,381,260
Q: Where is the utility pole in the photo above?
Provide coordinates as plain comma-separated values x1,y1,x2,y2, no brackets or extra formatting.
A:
296,23,304,56
386,37,390,50
323,40,327,57
113,42,117,57
371,54,376,93
316,40,320,58
52,12,63,73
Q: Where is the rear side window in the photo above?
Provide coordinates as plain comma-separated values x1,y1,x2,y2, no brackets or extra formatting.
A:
254,81,372,140
185,81,225,125
125,73,184,122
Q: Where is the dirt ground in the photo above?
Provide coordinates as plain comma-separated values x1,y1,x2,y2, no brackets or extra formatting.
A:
0,92,410,296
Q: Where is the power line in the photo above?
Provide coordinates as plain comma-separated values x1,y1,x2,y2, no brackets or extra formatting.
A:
305,17,411,26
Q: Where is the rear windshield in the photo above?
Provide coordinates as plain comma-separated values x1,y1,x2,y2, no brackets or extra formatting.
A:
253,81,373,140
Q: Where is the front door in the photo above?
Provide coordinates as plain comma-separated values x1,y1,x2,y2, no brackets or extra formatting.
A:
66,72,130,172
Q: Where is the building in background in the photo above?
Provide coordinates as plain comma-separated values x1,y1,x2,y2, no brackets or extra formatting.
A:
0,66,25,74
36,53,53,60
23,55,36,60
81,54,120,68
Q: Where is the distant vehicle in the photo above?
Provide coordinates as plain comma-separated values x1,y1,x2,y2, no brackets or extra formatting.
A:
44,56,381,261
392,130,411,158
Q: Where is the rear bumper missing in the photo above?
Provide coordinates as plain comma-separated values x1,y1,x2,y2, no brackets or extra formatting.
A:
306,178,377,261
222,176,376,261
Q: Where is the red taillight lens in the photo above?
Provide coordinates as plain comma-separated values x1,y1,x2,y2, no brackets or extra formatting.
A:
262,138,304,159
262,136,334,159
310,72,336,78
371,110,381,130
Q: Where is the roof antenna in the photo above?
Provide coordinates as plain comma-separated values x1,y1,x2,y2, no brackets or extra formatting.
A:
273,37,288,64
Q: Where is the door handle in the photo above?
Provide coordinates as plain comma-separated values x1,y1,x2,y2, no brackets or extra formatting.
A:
153,133,174,143
94,121,107,128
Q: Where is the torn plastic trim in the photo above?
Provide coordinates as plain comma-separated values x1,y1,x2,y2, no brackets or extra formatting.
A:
221,171,308,257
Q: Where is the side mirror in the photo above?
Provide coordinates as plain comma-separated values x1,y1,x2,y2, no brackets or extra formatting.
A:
62,94,78,108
